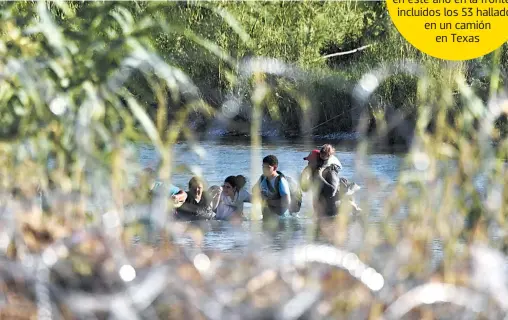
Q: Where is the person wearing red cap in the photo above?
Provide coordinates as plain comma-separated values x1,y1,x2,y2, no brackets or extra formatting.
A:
303,149,321,163
300,149,322,192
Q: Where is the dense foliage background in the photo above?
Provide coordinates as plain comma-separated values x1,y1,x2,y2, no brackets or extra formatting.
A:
145,1,507,140
4,1,506,141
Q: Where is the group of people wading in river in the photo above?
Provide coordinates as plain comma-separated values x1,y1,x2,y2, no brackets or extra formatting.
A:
148,144,361,221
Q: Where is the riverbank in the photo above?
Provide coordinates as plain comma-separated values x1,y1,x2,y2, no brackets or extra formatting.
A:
177,129,411,155
184,112,414,153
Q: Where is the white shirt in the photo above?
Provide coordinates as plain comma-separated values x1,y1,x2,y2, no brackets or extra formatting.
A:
237,188,251,203
215,192,239,220
323,155,342,170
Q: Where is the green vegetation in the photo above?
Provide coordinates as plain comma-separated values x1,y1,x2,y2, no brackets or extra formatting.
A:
3,1,506,141
0,1,507,318
145,1,507,140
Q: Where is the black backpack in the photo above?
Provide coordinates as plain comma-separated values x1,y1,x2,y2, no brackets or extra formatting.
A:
257,171,303,214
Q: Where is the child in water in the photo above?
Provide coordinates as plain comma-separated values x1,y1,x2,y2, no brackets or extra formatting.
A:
319,144,342,170
319,144,362,212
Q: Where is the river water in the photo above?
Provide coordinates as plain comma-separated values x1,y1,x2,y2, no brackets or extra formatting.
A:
136,138,411,254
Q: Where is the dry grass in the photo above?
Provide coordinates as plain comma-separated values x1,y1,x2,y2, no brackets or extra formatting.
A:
0,2,507,319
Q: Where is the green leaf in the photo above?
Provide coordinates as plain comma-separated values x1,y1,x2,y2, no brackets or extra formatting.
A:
211,5,251,45
125,94,164,154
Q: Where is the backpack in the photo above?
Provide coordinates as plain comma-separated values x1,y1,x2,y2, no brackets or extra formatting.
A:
257,171,303,214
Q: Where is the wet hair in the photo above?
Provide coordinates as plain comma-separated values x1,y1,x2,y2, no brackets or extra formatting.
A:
224,176,238,190
320,144,335,157
236,175,247,189
262,155,278,168
188,176,205,190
